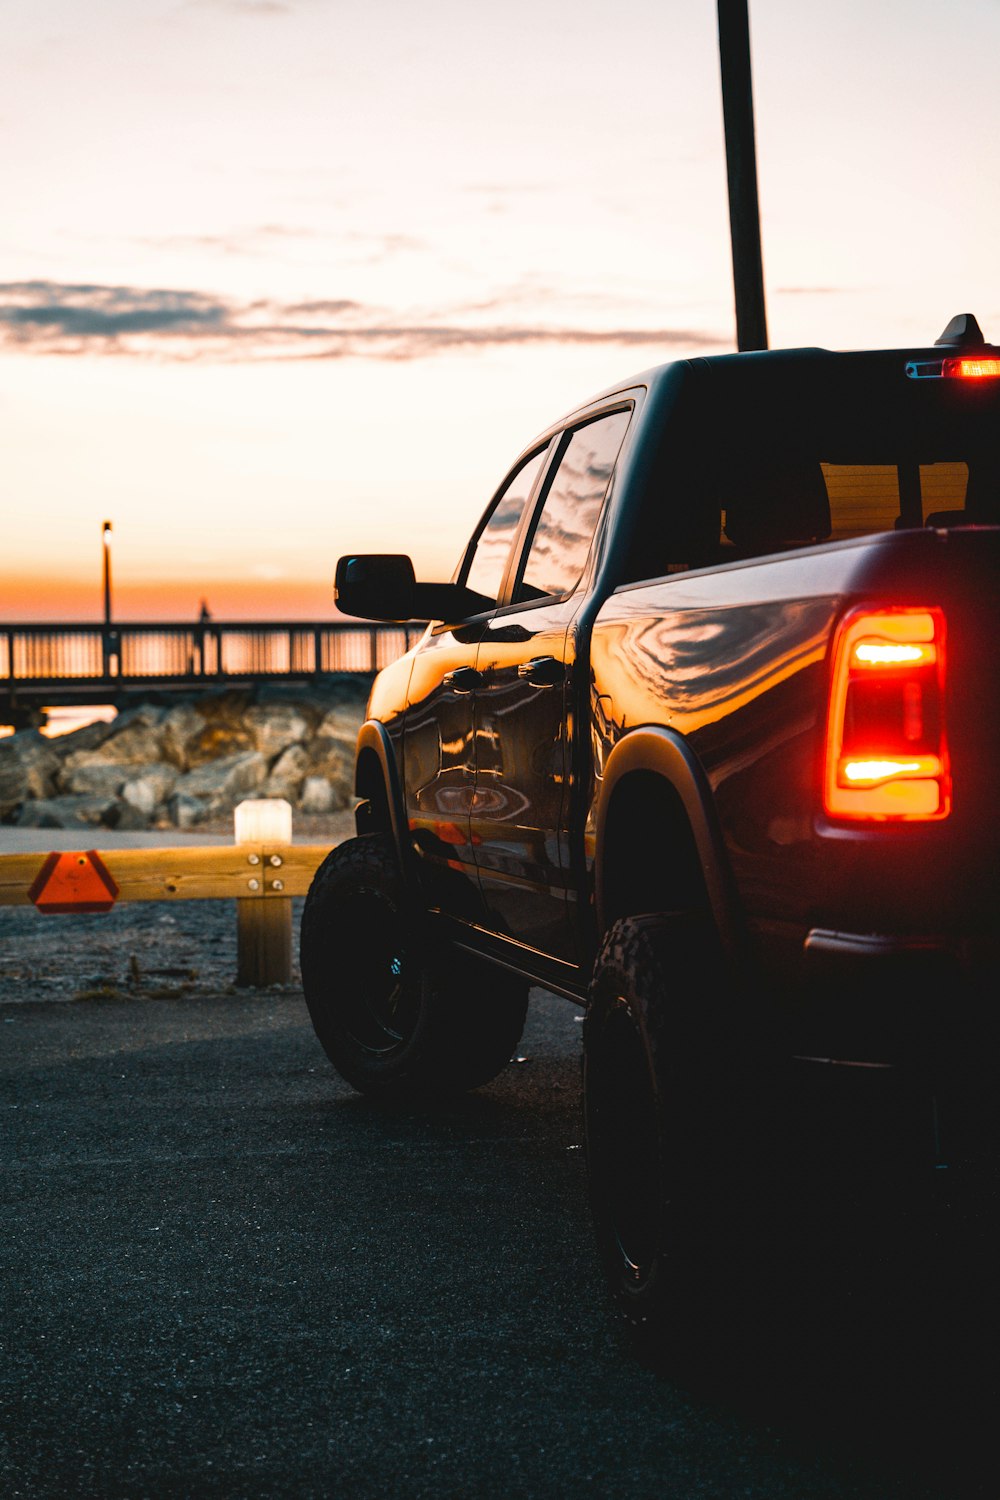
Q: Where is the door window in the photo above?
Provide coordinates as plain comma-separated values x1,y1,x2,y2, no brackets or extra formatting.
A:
463,447,548,604
516,409,631,601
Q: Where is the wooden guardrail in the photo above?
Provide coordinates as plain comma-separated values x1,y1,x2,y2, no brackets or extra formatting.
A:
0,800,335,988
0,843,328,908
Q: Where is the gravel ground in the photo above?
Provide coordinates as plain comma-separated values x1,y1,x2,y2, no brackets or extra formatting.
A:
0,898,293,1004
0,808,355,1005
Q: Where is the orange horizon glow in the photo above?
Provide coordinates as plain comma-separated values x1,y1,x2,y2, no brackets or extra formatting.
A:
0,571,348,623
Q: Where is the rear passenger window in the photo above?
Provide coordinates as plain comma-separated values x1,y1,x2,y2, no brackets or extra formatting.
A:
822,462,969,538
463,447,547,603
515,409,631,601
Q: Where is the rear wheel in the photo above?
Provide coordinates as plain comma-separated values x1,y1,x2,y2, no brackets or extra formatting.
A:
583,913,739,1340
300,833,528,1101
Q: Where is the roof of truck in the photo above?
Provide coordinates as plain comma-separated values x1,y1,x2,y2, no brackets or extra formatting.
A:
584,314,1000,408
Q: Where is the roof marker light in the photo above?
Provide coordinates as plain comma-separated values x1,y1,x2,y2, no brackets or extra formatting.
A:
906,356,1000,379
946,357,1000,379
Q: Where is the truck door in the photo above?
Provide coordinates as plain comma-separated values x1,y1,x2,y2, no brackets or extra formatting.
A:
472,408,632,962
402,446,548,916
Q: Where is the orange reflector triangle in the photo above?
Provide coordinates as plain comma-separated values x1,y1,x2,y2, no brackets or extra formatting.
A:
28,850,119,914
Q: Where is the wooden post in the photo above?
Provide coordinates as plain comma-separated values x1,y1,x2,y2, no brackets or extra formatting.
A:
717,0,769,351
235,798,293,987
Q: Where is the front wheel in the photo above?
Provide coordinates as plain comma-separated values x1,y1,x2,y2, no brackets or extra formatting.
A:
583,913,739,1340
300,832,528,1102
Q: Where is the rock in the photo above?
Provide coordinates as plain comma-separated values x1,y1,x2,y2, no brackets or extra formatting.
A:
56,760,179,810
112,704,165,730
165,792,208,829
187,721,254,766
245,704,311,759
52,716,120,756
63,724,163,770
57,761,130,798
95,722,165,764
113,797,152,831
171,750,267,815
120,764,179,819
264,743,311,800
315,705,365,741
16,793,121,829
307,735,355,808
0,731,61,817
299,775,336,814
159,703,206,770
2,681,367,828
162,690,257,768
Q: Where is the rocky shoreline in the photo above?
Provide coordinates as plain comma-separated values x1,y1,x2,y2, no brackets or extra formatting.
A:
0,677,370,832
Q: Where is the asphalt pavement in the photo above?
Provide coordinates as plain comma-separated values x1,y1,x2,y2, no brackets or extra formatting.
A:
2,983,997,1499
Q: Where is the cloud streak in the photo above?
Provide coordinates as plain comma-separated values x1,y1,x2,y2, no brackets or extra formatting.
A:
0,280,724,362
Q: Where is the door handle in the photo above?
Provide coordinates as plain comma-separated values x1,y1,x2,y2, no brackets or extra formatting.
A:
443,666,483,694
516,655,564,688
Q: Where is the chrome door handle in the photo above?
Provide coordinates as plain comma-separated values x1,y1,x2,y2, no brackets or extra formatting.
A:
443,666,483,694
516,656,564,688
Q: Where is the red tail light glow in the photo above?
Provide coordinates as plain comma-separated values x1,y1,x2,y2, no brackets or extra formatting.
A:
824,607,950,821
943,357,1000,379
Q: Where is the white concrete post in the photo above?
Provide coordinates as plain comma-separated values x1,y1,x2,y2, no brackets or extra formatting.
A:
235,798,293,987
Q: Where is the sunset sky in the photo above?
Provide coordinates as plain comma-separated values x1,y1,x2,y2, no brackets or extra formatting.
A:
3,0,999,621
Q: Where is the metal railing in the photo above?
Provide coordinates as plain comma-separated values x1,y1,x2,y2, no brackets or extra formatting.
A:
1,620,425,698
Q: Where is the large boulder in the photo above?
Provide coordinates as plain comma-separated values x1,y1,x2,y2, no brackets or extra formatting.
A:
120,763,179,819
55,758,179,818
299,775,336,814
187,690,255,768
51,715,120,756
63,722,163,770
2,677,370,826
264,742,311,800
0,732,61,817
245,703,311,759
170,750,267,816
308,735,356,807
159,703,207,770
16,793,122,829
187,721,254,766
315,705,365,742
164,791,208,830
56,761,131,798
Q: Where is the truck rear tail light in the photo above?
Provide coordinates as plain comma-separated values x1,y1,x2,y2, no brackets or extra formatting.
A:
824,607,950,821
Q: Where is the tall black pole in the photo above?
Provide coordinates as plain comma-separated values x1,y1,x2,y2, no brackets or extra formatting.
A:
717,0,768,351
102,520,113,627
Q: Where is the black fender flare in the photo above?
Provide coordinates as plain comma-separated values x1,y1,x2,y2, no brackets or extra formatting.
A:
594,727,742,954
354,719,410,872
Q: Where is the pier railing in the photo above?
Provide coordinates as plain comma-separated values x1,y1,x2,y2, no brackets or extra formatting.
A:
1,620,424,711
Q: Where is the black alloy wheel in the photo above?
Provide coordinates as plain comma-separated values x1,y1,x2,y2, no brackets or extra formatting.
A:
301,832,529,1102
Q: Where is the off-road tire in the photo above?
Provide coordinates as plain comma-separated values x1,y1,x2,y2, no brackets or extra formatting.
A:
583,912,740,1343
300,833,528,1101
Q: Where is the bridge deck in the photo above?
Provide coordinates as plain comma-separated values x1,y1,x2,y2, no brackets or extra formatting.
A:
1,621,423,720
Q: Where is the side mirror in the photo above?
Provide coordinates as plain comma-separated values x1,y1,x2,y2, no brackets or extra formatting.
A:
335,554,493,623
335,554,416,620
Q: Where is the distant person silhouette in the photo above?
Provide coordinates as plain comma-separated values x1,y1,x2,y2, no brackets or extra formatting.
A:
198,600,212,623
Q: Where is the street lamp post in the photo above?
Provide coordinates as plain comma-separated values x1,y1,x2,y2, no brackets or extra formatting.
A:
102,521,113,628
717,0,769,352
102,520,116,679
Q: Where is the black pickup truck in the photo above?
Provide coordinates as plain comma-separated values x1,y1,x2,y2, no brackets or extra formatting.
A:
301,314,1000,1334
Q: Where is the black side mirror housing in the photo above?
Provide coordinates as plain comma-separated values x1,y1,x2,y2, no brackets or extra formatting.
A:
335,554,492,622
335,554,417,620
